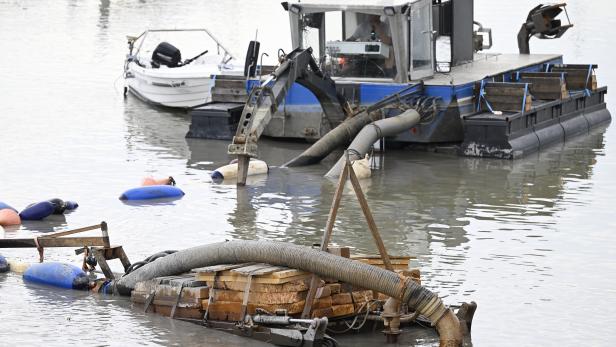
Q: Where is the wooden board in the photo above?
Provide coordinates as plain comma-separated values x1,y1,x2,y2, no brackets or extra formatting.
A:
195,262,310,284
212,289,308,304
352,290,374,303
193,263,255,274
217,279,315,293
332,293,353,305
327,283,341,294
311,304,356,318
202,300,308,321
197,273,311,284
153,305,204,320
332,304,356,317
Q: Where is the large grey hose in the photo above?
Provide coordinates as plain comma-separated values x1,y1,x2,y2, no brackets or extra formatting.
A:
284,111,374,167
116,240,462,346
325,109,421,178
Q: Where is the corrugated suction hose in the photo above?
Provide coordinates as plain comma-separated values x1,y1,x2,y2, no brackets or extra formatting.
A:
115,240,462,346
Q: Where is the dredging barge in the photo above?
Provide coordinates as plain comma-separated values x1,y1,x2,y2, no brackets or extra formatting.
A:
186,0,610,184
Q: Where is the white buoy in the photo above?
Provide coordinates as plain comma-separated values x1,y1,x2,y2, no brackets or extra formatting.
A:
211,159,269,181
351,155,372,179
7,259,32,274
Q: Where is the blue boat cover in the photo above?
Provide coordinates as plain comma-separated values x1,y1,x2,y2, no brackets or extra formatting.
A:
23,262,89,289
119,185,185,201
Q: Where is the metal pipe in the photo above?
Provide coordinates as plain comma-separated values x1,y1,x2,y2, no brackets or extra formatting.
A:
115,240,462,346
284,111,374,167
325,109,421,178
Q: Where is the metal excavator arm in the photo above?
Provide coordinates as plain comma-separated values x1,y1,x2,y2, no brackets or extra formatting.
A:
228,47,349,185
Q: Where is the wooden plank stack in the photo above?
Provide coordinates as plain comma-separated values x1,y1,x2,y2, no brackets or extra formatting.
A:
481,82,533,113
551,64,598,91
515,72,569,100
130,254,419,322
131,275,209,319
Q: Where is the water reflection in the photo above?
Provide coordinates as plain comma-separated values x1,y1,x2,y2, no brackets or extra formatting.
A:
123,98,191,161
98,0,110,30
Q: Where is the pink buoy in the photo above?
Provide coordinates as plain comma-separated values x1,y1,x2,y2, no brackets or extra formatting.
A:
0,208,21,226
141,176,175,186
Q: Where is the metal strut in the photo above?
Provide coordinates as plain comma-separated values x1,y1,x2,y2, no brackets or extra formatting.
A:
228,47,349,185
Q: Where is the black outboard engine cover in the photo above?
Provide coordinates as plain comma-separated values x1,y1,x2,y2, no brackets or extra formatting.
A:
151,42,182,68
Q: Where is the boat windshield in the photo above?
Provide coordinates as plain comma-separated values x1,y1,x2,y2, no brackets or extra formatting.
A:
303,11,397,79
131,29,234,68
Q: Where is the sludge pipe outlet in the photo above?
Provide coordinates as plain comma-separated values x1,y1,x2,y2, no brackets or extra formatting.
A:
116,240,464,346
325,109,421,178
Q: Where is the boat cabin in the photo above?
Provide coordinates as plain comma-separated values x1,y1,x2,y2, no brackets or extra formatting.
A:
282,0,481,83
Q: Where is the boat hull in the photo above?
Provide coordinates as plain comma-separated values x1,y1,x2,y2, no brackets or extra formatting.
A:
126,67,214,108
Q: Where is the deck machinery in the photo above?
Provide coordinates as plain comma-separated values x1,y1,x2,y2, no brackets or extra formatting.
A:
187,0,610,184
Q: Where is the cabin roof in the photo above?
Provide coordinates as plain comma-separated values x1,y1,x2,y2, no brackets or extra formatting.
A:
284,0,420,14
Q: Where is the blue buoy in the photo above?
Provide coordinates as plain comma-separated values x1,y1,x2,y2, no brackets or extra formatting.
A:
0,255,9,273
0,202,17,212
119,185,185,201
64,201,79,210
20,201,55,220
23,262,89,290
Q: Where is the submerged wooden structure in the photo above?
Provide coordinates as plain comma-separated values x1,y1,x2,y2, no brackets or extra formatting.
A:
131,254,419,321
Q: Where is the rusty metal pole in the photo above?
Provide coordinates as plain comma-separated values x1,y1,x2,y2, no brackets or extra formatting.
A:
301,161,350,318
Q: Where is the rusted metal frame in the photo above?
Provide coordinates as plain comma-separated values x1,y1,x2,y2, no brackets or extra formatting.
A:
91,245,131,280
93,248,115,280
301,163,350,318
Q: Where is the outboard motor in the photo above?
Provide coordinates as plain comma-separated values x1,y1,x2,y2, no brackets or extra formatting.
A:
151,42,182,68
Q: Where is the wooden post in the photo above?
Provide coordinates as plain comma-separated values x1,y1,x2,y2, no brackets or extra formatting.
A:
301,152,395,318
93,248,115,280
301,163,349,318
348,164,393,272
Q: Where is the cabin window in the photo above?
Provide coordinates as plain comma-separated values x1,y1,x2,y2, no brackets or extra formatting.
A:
301,11,397,79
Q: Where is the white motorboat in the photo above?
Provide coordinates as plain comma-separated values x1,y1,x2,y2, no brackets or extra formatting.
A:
123,29,243,108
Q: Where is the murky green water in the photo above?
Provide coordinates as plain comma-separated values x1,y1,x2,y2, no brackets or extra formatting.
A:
1,1,615,346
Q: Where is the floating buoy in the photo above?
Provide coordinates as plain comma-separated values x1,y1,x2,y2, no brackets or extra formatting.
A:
19,201,55,221
211,159,269,181
7,260,31,274
23,262,89,290
0,202,17,212
0,255,9,273
0,208,21,226
141,176,175,186
351,155,372,179
119,185,185,201
65,201,79,210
